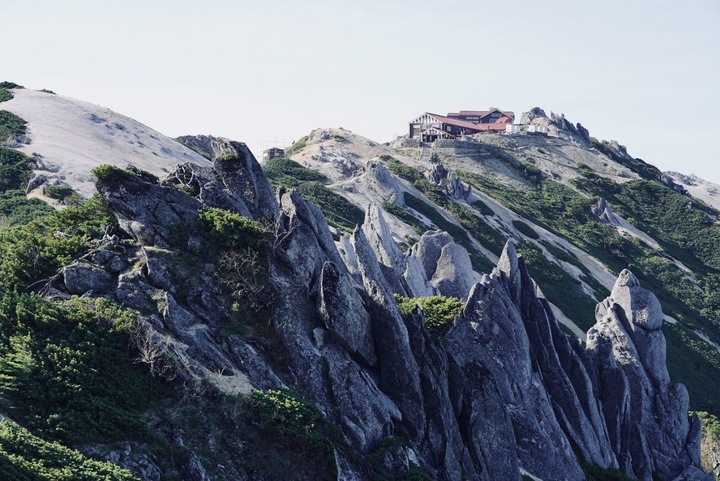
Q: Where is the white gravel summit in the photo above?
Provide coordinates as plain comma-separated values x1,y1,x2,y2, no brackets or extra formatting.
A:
2,88,211,198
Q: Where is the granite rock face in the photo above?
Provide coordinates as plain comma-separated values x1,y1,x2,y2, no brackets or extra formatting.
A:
585,270,711,481
427,164,471,201
86,144,710,481
409,230,480,300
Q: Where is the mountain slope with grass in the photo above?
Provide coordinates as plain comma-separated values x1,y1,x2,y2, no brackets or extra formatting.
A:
0,82,715,480
281,122,720,418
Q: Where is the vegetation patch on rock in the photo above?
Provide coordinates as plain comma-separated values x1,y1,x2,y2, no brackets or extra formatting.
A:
395,294,462,338
0,419,139,481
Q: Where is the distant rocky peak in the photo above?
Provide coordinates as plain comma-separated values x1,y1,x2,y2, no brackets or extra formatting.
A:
520,107,591,143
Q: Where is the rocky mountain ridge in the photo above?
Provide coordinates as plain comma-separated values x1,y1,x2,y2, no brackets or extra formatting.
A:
0,84,717,480
49,139,713,480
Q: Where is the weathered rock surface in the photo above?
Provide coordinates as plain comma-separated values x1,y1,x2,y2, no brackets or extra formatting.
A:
447,257,584,480
585,270,711,481
592,197,623,225
408,230,480,300
428,164,471,201
363,161,405,206
86,140,710,481
63,261,115,295
319,261,377,366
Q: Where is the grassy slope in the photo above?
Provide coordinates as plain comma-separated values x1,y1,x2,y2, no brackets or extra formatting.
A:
263,157,364,232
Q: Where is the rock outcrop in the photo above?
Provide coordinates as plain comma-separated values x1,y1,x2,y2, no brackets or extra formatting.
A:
585,270,710,481
428,164,471,201
81,142,710,481
520,107,592,144
408,230,480,300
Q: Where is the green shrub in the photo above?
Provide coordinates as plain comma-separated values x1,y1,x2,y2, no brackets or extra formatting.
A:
198,208,274,316
0,88,11,103
0,111,27,141
44,185,75,201
0,194,112,291
0,419,139,481
516,240,599,330
285,136,308,156
591,141,661,181
0,82,23,89
297,182,364,232
240,388,337,480
91,164,134,182
0,295,162,444
442,197,505,254
458,171,630,272
197,207,266,251
382,201,426,235
248,389,323,440
697,410,720,473
384,158,425,184
395,294,462,337
0,190,53,226
261,157,362,232
262,157,327,188
471,198,495,216
512,220,540,239
665,324,720,414
697,411,720,439
0,147,31,191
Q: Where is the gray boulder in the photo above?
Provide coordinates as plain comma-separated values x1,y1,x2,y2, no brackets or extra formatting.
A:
173,135,279,222
96,167,203,249
364,161,405,206
430,242,480,300
210,138,279,222
269,190,404,453
409,230,480,300
63,262,114,295
447,270,583,481
225,336,284,390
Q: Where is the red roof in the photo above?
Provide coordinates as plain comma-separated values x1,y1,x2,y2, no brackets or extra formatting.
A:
425,113,489,131
411,112,510,135
447,108,515,121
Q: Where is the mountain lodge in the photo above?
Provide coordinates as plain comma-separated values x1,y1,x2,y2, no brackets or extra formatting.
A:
409,108,514,142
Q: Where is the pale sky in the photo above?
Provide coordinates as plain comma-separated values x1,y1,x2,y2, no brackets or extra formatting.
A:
3,0,719,182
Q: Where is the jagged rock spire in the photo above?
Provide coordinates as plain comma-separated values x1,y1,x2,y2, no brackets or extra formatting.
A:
586,270,710,481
